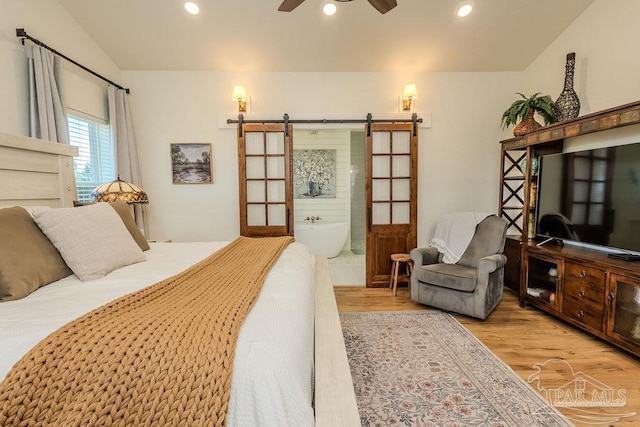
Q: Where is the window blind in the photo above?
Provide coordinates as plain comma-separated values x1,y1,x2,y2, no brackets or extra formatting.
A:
68,114,115,202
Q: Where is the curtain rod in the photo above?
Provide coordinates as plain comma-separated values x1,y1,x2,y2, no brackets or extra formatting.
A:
16,28,130,94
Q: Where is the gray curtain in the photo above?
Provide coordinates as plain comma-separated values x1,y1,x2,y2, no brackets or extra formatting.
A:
107,85,147,236
27,44,69,143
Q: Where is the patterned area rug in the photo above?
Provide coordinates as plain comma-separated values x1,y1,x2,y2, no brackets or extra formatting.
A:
341,311,573,426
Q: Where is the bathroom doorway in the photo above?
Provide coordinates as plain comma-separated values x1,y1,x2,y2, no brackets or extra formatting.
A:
293,129,366,286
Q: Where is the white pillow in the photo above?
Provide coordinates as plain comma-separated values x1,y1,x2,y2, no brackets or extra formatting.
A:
32,203,145,281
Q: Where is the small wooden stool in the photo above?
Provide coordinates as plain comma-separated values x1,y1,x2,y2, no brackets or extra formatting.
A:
389,253,413,296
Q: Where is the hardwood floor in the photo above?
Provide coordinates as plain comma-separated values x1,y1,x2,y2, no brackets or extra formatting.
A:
334,286,640,426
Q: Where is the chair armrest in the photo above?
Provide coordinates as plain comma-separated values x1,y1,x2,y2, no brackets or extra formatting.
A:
478,254,507,275
410,247,439,266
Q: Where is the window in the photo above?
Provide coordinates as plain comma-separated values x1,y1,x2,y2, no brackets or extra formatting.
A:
67,114,115,202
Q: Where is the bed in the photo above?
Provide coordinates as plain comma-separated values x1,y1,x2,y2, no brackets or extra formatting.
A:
0,132,359,426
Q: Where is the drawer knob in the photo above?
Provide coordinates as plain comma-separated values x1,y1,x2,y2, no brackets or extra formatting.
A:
578,309,585,318
579,290,586,298
608,292,615,301
579,270,587,279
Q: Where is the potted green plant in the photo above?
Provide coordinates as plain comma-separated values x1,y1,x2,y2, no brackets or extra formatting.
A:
501,92,555,137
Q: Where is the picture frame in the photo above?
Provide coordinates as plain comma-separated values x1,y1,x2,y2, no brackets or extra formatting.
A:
293,149,337,199
170,143,213,184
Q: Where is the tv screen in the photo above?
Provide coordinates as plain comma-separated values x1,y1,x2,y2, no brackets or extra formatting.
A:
536,142,640,253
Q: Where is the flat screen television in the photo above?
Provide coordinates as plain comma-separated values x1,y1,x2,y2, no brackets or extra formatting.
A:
536,142,640,255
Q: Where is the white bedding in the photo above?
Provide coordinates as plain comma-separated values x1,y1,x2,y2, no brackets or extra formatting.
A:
0,241,316,426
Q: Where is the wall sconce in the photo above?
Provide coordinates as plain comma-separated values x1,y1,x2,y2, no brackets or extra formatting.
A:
232,85,248,113
402,84,418,112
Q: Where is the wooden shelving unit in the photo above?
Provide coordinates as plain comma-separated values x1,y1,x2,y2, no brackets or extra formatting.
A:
498,99,640,358
499,100,640,245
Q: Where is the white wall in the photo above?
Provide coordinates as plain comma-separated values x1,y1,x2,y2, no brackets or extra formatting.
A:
124,71,521,243
524,0,640,115
522,0,640,160
0,0,121,136
420,72,521,244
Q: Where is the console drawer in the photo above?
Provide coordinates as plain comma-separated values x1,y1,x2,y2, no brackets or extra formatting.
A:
565,262,605,290
562,300,603,331
563,280,605,312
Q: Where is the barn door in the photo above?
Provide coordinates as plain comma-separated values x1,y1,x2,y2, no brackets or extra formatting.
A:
238,123,294,237
366,123,418,287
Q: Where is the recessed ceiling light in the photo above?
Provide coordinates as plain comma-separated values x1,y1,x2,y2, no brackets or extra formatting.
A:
184,2,200,15
323,2,337,16
457,3,473,17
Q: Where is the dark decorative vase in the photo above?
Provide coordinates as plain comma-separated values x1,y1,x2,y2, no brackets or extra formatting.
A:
513,109,542,137
553,52,580,122
308,181,319,197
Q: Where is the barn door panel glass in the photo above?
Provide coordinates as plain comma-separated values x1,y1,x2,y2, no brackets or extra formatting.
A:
371,130,412,225
268,204,286,226
239,124,292,236
247,204,266,226
246,131,286,227
267,157,285,179
245,133,264,155
267,180,285,202
246,181,265,203
246,157,265,179
372,202,391,225
366,122,417,288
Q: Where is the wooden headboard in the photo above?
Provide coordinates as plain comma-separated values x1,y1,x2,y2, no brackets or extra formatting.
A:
0,132,78,208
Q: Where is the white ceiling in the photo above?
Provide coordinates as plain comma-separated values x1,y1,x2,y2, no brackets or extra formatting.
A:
57,0,595,73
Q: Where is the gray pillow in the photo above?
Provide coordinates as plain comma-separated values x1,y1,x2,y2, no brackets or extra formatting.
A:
32,203,145,281
109,201,150,251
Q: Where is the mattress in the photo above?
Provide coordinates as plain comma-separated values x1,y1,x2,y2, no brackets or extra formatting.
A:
0,241,316,426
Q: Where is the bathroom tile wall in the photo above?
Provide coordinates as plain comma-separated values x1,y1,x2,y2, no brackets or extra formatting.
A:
350,131,366,253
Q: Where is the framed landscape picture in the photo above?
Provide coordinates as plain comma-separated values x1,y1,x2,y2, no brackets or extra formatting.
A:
170,143,213,184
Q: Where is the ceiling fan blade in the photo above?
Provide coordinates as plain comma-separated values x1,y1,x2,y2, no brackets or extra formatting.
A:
367,0,397,14
278,0,306,12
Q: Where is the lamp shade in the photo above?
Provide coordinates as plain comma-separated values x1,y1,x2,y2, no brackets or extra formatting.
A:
403,84,418,100
232,85,247,101
91,176,149,204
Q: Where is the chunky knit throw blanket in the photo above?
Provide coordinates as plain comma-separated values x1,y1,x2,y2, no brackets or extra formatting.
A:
0,235,293,427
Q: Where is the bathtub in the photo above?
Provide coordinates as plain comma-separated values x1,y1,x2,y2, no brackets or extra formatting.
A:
295,221,349,258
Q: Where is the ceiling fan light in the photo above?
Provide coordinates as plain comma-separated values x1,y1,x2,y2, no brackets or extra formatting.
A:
184,2,200,15
323,2,337,16
457,3,473,17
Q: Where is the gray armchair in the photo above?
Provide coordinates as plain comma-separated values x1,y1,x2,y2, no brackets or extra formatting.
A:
410,215,509,320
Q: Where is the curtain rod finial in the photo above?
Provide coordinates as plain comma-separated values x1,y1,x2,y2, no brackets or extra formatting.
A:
16,28,26,37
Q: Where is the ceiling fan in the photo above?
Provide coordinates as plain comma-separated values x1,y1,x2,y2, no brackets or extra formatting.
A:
278,0,397,14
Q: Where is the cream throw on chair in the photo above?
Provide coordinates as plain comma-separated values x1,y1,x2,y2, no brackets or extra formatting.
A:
429,212,491,264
